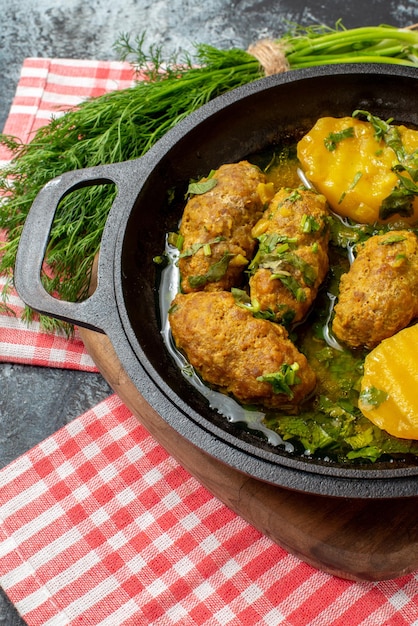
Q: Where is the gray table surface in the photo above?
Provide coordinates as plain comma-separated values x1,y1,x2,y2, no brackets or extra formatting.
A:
0,1,416,623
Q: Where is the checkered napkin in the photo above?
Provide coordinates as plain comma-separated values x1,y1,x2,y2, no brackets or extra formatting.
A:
0,58,418,626
0,58,136,371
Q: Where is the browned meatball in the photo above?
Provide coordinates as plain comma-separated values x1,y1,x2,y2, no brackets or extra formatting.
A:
178,161,266,293
332,230,418,350
169,291,316,409
249,188,330,324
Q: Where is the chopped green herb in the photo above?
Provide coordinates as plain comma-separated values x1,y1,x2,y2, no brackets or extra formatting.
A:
259,233,298,252
231,287,253,306
167,232,184,250
273,274,306,302
315,346,335,364
338,171,363,204
187,252,233,288
301,214,320,233
252,232,316,288
359,386,389,409
253,309,279,322
182,363,195,377
379,234,407,245
324,126,354,151
187,178,218,196
257,363,301,398
231,288,277,321
276,242,290,253
346,446,382,462
179,236,225,258
267,415,334,453
286,189,302,203
379,187,415,220
248,233,297,272
279,252,316,286
394,253,407,265
352,110,394,141
345,426,374,450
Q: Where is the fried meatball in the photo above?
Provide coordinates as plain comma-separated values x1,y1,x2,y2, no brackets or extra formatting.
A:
169,290,316,409
178,161,266,293
249,188,330,324
332,230,418,350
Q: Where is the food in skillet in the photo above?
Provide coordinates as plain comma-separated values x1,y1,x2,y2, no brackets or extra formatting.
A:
248,188,330,324
297,112,418,224
332,230,418,350
168,290,316,409
161,112,418,462
359,324,418,440
177,160,266,293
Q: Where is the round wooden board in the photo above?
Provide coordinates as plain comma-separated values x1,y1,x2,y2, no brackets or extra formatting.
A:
79,326,418,582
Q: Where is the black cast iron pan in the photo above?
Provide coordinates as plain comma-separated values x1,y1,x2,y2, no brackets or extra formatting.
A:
14,63,418,498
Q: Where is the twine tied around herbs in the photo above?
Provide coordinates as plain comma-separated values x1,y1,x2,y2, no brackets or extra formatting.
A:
247,39,291,75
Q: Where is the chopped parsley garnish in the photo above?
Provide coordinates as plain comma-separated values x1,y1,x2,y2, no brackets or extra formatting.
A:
187,171,218,196
286,189,302,203
346,446,382,462
231,288,277,321
379,188,415,220
379,234,406,245
179,236,226,258
359,386,389,410
251,233,316,286
300,214,320,233
324,126,355,151
257,363,301,398
338,171,363,204
352,110,394,141
271,274,306,302
248,233,297,271
187,252,233,288
277,252,317,286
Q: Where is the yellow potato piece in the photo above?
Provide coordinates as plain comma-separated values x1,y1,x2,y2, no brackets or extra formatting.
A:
359,324,418,439
297,116,418,225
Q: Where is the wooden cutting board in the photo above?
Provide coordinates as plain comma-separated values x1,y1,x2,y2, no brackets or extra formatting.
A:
79,326,418,582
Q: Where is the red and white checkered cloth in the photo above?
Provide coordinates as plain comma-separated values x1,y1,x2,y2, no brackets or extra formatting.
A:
0,58,136,371
0,58,417,626
0,273,98,370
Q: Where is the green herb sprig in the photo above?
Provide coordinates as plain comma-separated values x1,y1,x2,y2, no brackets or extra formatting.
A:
2,23,418,330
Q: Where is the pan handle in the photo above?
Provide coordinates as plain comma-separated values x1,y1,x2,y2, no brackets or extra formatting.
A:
14,158,145,333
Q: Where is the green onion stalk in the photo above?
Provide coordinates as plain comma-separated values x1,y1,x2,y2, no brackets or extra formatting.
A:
1,22,418,332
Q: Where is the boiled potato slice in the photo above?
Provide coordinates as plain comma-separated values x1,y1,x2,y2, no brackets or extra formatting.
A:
297,116,418,225
359,324,418,439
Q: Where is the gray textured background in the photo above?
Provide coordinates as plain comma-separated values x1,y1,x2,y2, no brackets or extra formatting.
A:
2,0,418,131
1,1,418,624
